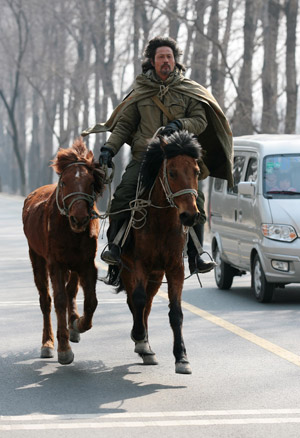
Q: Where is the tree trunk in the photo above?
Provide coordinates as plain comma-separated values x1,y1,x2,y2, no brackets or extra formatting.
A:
284,0,298,133
191,0,209,86
232,0,262,135
218,0,235,109
168,0,179,38
28,88,42,191
208,0,220,100
261,0,280,133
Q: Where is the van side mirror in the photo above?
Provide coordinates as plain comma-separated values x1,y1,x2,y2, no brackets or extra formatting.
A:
238,181,255,197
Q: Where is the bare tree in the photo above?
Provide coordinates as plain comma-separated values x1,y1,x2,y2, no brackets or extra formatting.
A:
218,0,235,109
167,0,180,38
208,0,221,99
284,0,298,133
232,0,262,135
0,0,29,195
261,0,280,133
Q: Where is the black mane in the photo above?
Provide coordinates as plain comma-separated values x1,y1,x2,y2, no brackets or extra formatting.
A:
140,130,202,190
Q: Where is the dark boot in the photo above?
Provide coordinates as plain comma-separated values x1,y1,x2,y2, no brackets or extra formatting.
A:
187,222,217,275
101,218,124,265
103,265,120,287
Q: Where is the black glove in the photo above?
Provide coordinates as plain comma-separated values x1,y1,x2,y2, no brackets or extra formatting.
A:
99,147,114,167
160,119,183,137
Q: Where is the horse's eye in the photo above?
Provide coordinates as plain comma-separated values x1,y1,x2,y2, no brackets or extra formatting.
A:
60,181,65,188
169,170,175,178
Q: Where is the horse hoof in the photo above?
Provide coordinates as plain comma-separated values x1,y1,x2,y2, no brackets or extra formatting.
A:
69,329,80,343
58,350,74,365
141,354,158,365
175,360,192,374
41,347,54,358
69,319,81,343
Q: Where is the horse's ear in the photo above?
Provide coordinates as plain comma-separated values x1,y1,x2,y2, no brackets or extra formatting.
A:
86,150,93,161
93,163,106,195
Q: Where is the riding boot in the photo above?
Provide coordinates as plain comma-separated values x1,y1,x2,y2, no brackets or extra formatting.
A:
101,218,124,265
187,222,217,275
103,265,121,287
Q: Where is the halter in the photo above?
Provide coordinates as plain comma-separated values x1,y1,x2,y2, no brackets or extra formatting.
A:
159,159,198,208
55,162,98,219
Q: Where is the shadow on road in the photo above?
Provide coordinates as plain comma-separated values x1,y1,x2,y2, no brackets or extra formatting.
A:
0,351,186,416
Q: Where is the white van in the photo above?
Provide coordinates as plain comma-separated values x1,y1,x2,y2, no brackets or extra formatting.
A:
209,134,300,302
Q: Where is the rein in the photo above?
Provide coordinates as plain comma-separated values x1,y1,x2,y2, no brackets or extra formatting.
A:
55,162,98,219
119,156,198,247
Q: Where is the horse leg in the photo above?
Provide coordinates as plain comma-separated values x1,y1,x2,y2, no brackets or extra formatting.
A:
66,272,81,343
49,264,74,365
129,282,158,365
29,248,54,358
72,264,98,335
166,268,192,374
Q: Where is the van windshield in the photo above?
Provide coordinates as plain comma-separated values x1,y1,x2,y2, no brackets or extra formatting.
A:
264,154,300,198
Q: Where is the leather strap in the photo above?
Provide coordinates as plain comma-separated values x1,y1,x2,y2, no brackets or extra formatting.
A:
189,227,204,255
151,96,174,122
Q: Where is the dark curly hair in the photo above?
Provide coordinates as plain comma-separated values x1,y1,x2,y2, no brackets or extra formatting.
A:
141,36,185,73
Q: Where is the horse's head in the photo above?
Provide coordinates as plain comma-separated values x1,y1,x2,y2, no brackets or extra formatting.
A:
141,130,203,227
164,153,200,226
52,138,105,233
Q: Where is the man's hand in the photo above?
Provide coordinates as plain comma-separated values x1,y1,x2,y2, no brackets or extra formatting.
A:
160,119,182,137
99,147,114,167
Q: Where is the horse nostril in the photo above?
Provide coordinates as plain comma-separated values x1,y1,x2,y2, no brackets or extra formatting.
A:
179,212,199,227
70,216,78,226
179,212,190,225
82,216,90,227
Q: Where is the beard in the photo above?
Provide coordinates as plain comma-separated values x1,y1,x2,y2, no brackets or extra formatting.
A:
160,64,171,76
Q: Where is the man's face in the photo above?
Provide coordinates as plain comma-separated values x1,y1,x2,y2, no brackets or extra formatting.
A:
151,46,176,81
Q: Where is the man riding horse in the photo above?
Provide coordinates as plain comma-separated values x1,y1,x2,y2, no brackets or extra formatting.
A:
82,36,233,285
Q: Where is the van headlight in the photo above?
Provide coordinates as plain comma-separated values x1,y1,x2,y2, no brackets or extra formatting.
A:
261,224,298,242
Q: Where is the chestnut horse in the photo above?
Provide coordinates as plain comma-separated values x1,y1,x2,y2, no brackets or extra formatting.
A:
119,131,202,374
22,138,105,365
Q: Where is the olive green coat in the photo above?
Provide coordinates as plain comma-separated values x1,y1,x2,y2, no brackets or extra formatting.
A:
82,68,233,186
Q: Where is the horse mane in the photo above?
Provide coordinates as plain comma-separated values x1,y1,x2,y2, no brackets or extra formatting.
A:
51,137,105,196
140,130,202,190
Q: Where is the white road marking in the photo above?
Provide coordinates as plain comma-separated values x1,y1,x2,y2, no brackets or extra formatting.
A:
2,408,300,421
0,299,129,306
2,410,300,430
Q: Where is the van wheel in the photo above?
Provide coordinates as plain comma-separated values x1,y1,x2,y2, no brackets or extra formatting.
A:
214,245,234,290
252,254,274,303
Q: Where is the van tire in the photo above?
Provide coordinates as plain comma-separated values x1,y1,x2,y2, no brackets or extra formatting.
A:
252,254,274,303
213,245,234,290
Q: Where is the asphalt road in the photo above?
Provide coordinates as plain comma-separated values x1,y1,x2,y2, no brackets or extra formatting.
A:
1,193,300,438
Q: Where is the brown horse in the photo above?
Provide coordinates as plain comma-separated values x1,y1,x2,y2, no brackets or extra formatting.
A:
118,131,202,374
22,138,105,365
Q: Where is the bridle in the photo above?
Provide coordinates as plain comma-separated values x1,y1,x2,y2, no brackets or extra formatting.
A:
55,162,98,219
159,158,198,208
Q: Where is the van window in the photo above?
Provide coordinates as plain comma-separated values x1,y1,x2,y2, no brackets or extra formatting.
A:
213,178,224,192
245,157,258,182
227,155,246,194
264,154,300,197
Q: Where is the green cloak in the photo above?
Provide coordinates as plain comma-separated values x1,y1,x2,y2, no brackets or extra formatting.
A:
82,70,233,186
